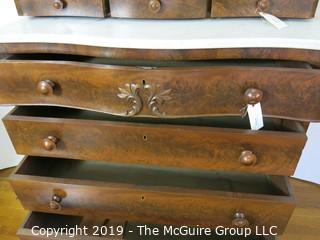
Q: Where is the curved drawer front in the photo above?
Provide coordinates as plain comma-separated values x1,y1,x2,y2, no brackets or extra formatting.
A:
14,0,107,17
211,0,318,18
0,61,320,121
10,156,295,234
4,107,306,176
109,0,209,19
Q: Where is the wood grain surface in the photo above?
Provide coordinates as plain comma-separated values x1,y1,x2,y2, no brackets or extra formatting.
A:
1,46,320,67
1,168,319,239
14,0,108,17
3,107,307,176
109,0,209,19
0,60,319,121
212,0,318,18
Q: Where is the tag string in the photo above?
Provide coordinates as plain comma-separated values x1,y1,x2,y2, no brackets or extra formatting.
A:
240,105,248,118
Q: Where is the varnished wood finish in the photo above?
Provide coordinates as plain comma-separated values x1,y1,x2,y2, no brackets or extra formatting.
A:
3,107,307,176
17,212,275,240
212,0,319,18
1,45,320,66
1,167,319,240
0,59,319,121
109,0,209,19
9,156,295,234
14,0,108,17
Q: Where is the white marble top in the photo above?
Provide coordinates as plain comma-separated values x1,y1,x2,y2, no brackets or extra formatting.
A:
0,0,320,50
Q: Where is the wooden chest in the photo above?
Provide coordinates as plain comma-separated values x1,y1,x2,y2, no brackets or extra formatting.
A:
0,46,318,238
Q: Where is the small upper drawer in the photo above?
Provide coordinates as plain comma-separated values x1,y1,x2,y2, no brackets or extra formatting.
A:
11,156,295,234
14,0,108,17
211,0,319,18
109,0,209,19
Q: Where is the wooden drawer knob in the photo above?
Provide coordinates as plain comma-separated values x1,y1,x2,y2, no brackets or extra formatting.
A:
42,136,58,151
239,151,257,166
37,80,56,95
232,213,250,228
53,0,65,10
149,0,161,13
244,88,263,105
257,0,270,12
49,195,62,211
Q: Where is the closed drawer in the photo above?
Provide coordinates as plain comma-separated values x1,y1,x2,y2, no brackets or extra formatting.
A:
14,0,108,17
211,0,319,18
4,106,307,176
0,57,320,121
109,0,209,19
18,212,275,240
11,156,295,234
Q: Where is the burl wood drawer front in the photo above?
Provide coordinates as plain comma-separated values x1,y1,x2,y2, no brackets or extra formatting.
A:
14,0,108,17
0,59,319,121
11,156,295,234
4,106,307,176
109,0,209,19
211,0,319,18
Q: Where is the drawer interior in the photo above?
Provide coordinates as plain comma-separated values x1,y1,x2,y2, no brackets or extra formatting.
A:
3,53,315,69
10,106,305,133
20,212,273,240
15,156,291,197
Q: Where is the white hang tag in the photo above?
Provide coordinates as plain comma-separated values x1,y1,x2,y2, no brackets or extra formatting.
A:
259,12,288,29
247,103,264,130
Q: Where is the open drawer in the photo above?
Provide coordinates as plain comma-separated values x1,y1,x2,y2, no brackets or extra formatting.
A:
4,106,307,176
18,211,276,239
1,56,320,121
11,156,295,235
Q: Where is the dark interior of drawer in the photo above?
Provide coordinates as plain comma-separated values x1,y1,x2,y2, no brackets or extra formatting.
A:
21,212,273,240
4,53,314,69
16,156,290,197
10,106,305,133
23,212,82,230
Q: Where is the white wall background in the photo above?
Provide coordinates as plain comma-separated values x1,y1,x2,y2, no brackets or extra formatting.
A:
0,0,319,183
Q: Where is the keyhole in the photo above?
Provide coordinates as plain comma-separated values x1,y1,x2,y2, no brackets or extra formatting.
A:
141,196,145,201
143,135,148,141
142,80,146,85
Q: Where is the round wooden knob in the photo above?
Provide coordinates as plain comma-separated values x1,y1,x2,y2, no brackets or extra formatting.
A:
239,151,257,166
53,0,65,10
149,0,161,13
42,136,58,151
49,195,62,210
244,88,263,105
257,0,270,12
37,80,55,95
232,213,250,228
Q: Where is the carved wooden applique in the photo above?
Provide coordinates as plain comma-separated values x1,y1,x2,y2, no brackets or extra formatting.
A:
117,83,172,117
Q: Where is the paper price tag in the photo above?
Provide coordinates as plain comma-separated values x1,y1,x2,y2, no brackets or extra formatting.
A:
259,12,288,29
247,103,264,130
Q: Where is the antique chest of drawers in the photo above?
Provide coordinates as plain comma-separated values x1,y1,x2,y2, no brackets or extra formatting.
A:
14,0,319,18
0,47,318,238
1,4,320,238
